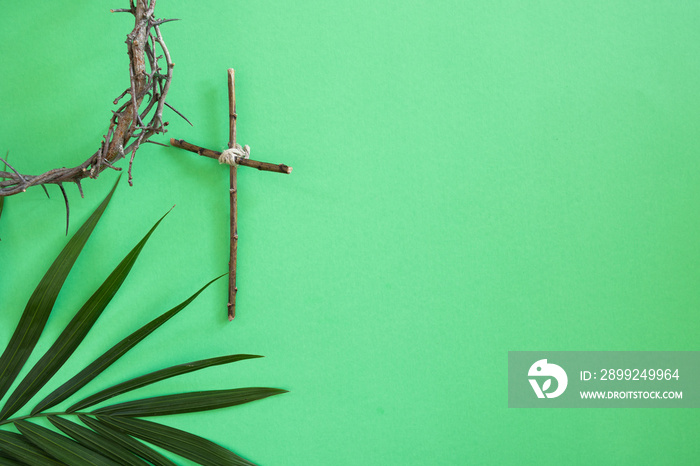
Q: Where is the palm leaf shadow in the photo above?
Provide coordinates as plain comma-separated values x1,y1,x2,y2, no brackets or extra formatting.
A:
0,180,286,465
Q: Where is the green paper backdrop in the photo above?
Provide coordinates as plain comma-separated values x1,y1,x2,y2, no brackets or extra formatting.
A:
1,1,699,464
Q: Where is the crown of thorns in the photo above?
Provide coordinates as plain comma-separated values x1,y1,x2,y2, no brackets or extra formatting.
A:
0,1,183,223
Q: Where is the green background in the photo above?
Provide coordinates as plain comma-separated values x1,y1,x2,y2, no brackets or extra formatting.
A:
1,1,699,464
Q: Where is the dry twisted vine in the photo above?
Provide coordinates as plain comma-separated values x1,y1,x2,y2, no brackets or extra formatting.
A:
0,0,179,204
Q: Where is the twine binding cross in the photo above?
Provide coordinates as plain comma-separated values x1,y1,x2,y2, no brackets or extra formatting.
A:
219,144,251,165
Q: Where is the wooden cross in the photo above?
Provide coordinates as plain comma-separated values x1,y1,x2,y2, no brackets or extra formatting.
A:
170,68,292,321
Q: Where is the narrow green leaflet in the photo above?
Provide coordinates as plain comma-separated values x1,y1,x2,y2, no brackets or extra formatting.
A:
48,416,147,466
68,354,261,413
0,430,64,466
14,420,118,466
77,415,176,466
0,208,169,421
0,454,25,466
95,415,256,466
0,449,20,464
0,177,119,402
34,275,226,415
94,387,287,417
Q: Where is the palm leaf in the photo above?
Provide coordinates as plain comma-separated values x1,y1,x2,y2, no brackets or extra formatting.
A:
14,420,118,466
0,208,170,421
33,275,226,415
47,416,147,466
77,415,176,466
0,177,286,465
0,430,63,466
94,415,256,466
0,176,119,402
93,387,287,417
68,354,261,412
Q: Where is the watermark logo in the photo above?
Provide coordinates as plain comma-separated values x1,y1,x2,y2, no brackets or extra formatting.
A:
509,352,698,408
528,359,568,398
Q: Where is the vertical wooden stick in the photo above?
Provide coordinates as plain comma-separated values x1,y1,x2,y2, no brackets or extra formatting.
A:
227,68,238,321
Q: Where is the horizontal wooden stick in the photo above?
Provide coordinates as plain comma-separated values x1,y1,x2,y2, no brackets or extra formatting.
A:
170,138,292,174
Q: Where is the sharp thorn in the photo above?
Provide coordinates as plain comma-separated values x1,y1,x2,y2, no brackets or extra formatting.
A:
144,140,169,147
58,183,69,236
164,101,193,126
